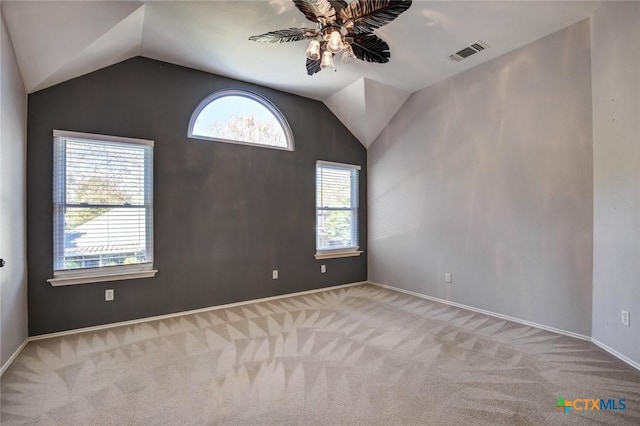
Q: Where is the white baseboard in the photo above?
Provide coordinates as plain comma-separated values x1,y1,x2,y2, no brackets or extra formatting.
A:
29,281,368,342
369,281,591,341
0,338,29,376
7,281,638,375
592,338,640,371
369,281,640,372
1,282,366,374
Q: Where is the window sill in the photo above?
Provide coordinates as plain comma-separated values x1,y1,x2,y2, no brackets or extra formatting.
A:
315,250,363,260
48,269,158,287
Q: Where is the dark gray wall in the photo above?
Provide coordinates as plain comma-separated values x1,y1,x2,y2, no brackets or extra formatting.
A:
27,57,367,336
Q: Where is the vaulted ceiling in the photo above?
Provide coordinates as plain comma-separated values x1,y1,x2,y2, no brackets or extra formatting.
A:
1,1,600,147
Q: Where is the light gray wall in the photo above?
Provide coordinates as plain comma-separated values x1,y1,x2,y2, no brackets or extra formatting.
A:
0,8,28,368
591,2,640,365
368,20,593,336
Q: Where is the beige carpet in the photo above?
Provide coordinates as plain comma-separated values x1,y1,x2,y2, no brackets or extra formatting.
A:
2,284,639,425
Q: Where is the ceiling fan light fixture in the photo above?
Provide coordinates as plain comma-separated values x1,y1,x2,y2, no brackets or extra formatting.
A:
305,39,321,61
326,30,343,53
342,43,356,63
248,0,413,75
320,50,335,69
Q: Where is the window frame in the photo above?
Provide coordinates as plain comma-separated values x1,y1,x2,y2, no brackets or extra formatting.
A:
47,130,157,287
315,160,363,260
187,89,295,151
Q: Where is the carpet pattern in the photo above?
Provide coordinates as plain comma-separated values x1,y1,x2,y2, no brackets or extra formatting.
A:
2,284,639,425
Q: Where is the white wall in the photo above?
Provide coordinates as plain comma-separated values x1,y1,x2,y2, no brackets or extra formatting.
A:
368,21,594,336
0,7,28,369
591,2,640,365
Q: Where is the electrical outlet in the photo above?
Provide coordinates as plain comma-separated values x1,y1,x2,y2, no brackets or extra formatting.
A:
622,310,630,327
105,289,114,301
272,270,278,279
321,265,326,273
445,272,452,283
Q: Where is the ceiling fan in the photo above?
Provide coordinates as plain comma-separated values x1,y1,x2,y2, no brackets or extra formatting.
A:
249,0,412,75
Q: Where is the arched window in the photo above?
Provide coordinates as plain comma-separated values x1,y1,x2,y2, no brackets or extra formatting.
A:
188,89,294,151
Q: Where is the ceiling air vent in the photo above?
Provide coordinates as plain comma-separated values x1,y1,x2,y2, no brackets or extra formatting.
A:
449,40,490,62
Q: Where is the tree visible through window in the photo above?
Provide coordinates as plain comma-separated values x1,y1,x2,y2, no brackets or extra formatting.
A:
52,131,154,275
188,90,294,151
315,161,362,259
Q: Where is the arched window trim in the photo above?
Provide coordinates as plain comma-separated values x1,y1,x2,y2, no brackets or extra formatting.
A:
187,89,295,151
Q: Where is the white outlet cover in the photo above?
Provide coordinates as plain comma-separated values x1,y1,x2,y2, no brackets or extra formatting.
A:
272,270,278,279
105,289,114,301
622,310,630,327
321,265,326,273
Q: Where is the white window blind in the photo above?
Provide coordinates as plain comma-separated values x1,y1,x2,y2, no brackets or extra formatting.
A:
316,161,360,253
53,131,154,274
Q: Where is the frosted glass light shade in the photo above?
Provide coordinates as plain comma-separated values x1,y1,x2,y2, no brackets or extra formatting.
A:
320,50,334,69
342,43,355,63
326,30,343,53
305,40,321,61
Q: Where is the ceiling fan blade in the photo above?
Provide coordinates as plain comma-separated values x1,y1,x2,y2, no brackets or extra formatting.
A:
351,33,390,63
341,0,412,34
328,0,348,15
249,28,317,43
293,0,337,24
306,58,322,75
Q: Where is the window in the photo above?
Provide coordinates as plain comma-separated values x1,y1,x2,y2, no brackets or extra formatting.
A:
315,161,362,259
48,130,156,286
188,89,294,151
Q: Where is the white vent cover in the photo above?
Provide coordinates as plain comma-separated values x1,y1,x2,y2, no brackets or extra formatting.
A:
449,40,490,62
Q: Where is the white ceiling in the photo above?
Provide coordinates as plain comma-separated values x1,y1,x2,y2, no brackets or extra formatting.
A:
1,0,601,147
